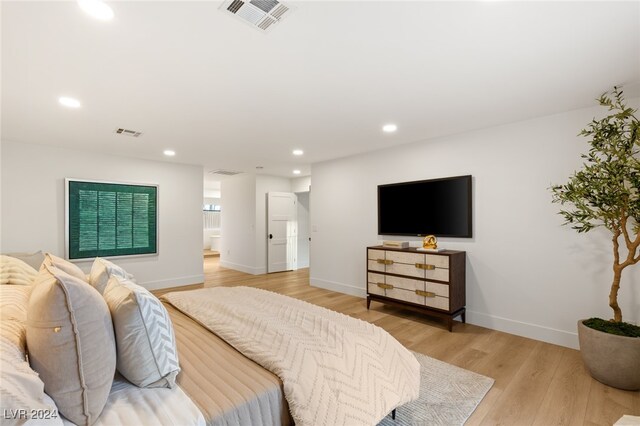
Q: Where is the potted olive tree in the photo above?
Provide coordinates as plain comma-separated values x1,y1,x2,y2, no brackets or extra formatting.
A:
551,87,640,390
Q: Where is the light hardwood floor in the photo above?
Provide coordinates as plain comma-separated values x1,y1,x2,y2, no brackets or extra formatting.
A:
164,257,640,425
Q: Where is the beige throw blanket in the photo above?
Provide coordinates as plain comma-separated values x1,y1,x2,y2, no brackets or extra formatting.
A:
162,287,420,426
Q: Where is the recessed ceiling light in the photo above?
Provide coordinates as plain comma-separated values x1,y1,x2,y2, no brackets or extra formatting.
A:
77,0,114,21
163,150,176,157
256,166,264,170
382,124,398,133
293,170,301,175
58,97,81,108
292,149,304,156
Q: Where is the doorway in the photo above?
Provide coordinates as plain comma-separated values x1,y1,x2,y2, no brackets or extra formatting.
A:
267,192,298,273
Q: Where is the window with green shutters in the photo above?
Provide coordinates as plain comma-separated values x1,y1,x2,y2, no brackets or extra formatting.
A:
67,180,158,259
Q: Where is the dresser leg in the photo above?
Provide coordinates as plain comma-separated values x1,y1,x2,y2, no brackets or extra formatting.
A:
366,297,371,310
462,311,466,324
448,317,453,332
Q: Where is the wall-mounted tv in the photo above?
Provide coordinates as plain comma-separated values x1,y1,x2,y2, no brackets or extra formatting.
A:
377,175,472,238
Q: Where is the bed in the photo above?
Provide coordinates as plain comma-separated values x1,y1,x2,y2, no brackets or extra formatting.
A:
166,302,291,426
0,254,418,426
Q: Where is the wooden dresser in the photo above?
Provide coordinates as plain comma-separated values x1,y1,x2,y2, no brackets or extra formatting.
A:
366,246,466,331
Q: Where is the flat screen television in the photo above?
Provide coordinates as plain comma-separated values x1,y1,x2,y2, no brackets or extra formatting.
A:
377,175,472,237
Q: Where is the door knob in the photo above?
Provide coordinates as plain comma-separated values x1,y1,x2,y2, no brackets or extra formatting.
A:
269,234,273,239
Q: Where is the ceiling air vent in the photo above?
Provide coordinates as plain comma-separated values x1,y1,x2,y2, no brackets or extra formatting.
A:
208,169,243,176
115,128,143,138
220,0,292,32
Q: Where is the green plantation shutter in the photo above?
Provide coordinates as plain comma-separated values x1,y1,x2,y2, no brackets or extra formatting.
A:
68,181,157,259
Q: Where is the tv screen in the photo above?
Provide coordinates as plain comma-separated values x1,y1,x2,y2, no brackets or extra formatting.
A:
377,175,472,237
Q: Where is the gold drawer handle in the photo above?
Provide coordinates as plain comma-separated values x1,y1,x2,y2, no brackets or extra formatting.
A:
415,263,435,270
377,259,394,265
416,290,436,298
377,283,394,289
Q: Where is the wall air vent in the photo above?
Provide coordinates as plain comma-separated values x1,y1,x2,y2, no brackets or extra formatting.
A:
220,0,292,32
115,128,143,138
208,169,243,176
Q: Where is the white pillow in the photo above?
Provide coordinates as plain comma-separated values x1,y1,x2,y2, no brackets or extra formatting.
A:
0,255,37,286
103,276,180,388
41,253,87,283
89,258,135,295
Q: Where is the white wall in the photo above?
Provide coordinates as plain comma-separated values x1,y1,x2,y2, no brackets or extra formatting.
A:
310,100,640,349
204,189,221,198
292,176,311,193
1,140,204,290
220,173,256,273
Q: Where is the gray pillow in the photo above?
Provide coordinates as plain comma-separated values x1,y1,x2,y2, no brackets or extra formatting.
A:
103,276,180,388
27,264,116,426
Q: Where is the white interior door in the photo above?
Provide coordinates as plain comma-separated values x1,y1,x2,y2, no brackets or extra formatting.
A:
267,192,297,273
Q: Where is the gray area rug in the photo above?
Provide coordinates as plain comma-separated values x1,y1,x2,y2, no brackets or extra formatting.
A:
378,351,494,426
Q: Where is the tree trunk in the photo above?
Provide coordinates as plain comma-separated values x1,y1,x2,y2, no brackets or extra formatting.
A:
609,266,623,323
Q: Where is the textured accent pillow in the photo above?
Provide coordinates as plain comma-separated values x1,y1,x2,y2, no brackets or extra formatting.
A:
0,285,32,356
103,276,180,388
4,250,45,271
88,257,135,295
27,265,116,426
0,255,38,286
41,253,87,283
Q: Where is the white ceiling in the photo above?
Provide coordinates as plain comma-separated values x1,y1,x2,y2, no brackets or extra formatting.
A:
2,1,639,184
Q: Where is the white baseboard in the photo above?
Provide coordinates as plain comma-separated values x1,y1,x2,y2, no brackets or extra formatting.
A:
310,277,366,298
465,310,579,349
219,260,266,275
141,274,204,291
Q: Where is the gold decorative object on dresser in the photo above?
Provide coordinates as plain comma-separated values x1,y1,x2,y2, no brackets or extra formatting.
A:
422,235,438,250
366,245,466,331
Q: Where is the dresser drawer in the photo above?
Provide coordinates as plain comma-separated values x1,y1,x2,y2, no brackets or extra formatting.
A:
386,287,425,305
425,268,449,282
424,295,449,311
367,259,386,273
425,254,449,269
386,251,426,278
426,281,449,298
422,254,449,282
386,251,424,265
367,250,389,273
368,249,386,261
367,282,386,296
385,275,424,292
367,272,386,285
